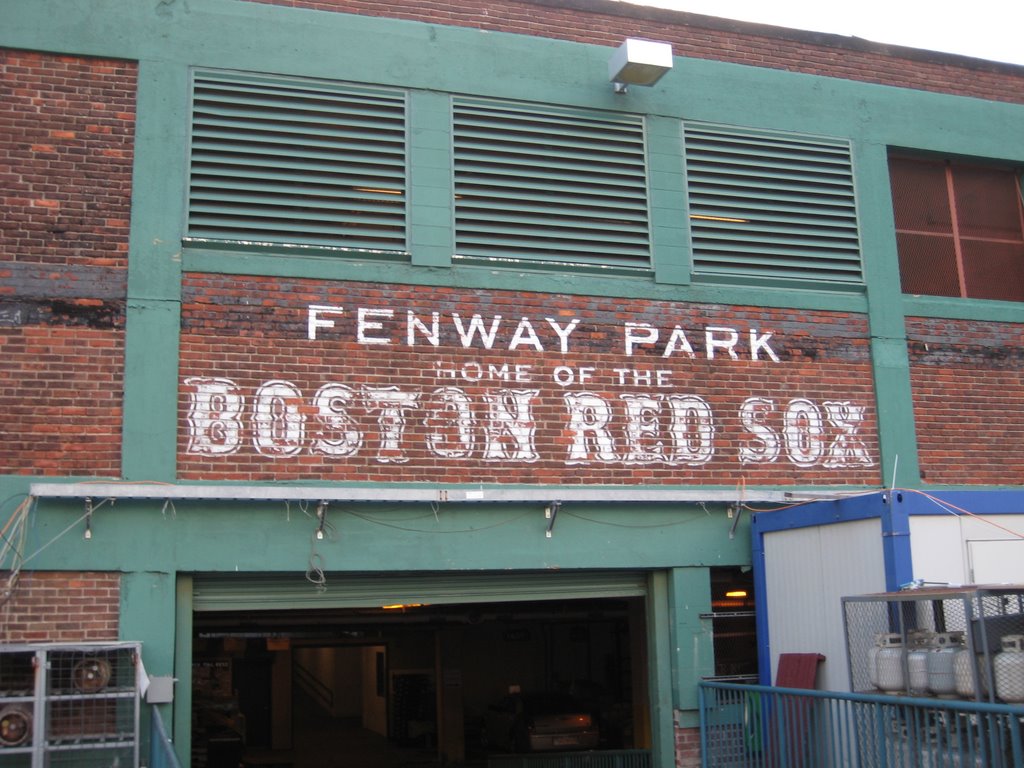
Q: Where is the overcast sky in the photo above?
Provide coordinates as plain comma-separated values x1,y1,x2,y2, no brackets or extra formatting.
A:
622,0,1024,66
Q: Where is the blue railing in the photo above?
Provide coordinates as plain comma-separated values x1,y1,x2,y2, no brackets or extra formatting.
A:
699,681,1024,768
150,706,184,768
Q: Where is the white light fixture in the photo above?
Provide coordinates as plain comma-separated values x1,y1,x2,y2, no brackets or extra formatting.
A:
608,38,674,93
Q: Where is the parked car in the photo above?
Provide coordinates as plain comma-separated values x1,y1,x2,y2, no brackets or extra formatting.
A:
482,692,599,752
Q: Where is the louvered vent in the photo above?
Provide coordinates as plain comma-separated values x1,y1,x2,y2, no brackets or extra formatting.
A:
188,72,407,252
685,124,862,283
453,99,650,267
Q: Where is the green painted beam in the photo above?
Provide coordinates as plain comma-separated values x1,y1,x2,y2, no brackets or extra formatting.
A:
173,575,194,766
853,141,921,487
17,499,750,574
668,568,714,712
646,571,676,768
121,60,190,480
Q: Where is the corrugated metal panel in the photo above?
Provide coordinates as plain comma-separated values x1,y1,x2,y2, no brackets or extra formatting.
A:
192,571,647,611
188,71,407,251
685,123,863,283
453,99,651,267
764,519,884,692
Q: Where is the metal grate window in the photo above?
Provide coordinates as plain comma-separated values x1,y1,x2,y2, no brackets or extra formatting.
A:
187,71,407,252
890,155,1024,302
685,124,862,283
453,99,651,268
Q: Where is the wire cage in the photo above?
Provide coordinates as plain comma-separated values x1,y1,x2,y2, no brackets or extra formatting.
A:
0,643,140,768
842,586,1024,704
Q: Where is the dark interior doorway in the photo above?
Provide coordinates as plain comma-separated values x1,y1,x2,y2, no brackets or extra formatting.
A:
191,596,648,768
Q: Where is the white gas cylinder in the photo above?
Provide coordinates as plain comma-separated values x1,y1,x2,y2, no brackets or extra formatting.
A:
867,633,889,689
876,634,906,693
954,648,987,699
994,634,1024,704
906,631,934,695
927,631,964,697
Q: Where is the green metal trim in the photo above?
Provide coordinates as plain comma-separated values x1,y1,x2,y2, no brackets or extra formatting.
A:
901,294,1024,322
854,141,921,487
182,247,870,312
646,571,676,768
409,90,454,267
647,115,691,285
122,60,189,481
668,568,713,712
174,575,194,768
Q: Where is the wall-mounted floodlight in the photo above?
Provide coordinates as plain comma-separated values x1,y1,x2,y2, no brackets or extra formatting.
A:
608,38,674,93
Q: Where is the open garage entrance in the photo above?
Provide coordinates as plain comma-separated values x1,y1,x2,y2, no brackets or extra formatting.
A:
188,572,651,768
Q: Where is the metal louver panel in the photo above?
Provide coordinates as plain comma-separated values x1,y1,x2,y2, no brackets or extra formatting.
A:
188,71,407,252
685,124,862,283
192,571,648,611
453,99,651,267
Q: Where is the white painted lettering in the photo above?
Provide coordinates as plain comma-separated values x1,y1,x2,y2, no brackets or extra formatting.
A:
750,329,780,362
624,322,658,356
253,380,305,457
666,394,715,465
705,326,740,360
738,397,780,464
564,393,618,464
364,386,418,463
545,317,581,353
311,383,362,457
185,377,244,455
407,311,440,346
482,389,539,462
823,401,874,468
453,313,502,350
307,304,344,341
425,387,475,459
783,398,825,467
357,308,394,345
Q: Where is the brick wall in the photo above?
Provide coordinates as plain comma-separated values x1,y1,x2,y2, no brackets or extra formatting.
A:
674,723,700,768
247,0,1024,105
0,572,120,643
178,274,880,485
0,51,134,476
907,317,1024,485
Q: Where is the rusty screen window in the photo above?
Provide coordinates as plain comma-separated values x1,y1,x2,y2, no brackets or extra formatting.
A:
889,155,1024,301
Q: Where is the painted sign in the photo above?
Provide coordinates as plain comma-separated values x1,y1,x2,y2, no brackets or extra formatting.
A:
181,303,875,472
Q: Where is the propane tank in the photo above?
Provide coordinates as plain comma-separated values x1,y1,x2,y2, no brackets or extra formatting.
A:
0,704,32,747
994,634,1024,704
927,631,964,697
906,630,935,695
876,633,906,693
867,633,888,689
954,646,987,699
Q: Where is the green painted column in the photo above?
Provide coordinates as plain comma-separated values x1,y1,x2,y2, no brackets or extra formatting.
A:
853,140,921,488
647,116,690,285
409,90,455,267
121,59,189,481
174,574,194,765
647,571,676,768
121,571,177,673
668,567,713,717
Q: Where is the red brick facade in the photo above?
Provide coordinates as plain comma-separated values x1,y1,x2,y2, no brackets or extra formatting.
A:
0,51,134,476
178,274,880,486
907,317,1024,486
0,572,120,644
248,0,1024,105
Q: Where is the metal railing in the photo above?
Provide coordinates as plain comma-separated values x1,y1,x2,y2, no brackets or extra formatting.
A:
699,681,1024,768
488,751,651,768
150,706,184,768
